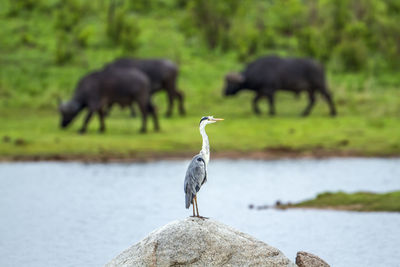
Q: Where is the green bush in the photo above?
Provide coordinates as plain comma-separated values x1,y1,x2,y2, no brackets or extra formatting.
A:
106,2,141,53
182,0,241,50
54,33,74,65
19,32,36,47
77,25,94,48
52,0,93,64
332,40,368,72
7,0,41,16
119,17,140,53
231,23,260,62
54,0,85,32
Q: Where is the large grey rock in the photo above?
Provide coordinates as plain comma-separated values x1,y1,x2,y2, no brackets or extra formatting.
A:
106,217,296,267
296,251,330,267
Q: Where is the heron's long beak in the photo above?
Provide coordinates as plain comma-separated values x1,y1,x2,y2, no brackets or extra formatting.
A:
211,118,224,121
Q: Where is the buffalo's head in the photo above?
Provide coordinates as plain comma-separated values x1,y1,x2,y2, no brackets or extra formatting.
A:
223,73,245,96
59,100,81,128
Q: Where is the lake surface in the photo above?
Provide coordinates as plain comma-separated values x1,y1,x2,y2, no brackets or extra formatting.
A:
0,158,399,267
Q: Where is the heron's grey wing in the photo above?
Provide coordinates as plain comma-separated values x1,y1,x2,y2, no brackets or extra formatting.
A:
184,155,206,208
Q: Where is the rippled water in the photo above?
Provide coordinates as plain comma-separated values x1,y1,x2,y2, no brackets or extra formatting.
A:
0,158,399,267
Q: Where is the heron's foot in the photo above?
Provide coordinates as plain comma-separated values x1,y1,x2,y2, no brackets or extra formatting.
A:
190,215,208,220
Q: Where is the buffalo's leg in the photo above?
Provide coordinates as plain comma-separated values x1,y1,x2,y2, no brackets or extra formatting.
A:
165,77,184,117
137,101,148,133
98,109,106,133
266,93,276,116
165,92,174,118
79,110,93,134
320,89,337,117
176,90,185,116
302,91,316,117
129,104,136,117
148,101,160,132
252,94,262,115
104,104,112,117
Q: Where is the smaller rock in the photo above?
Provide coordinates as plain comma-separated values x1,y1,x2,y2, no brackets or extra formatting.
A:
296,251,330,267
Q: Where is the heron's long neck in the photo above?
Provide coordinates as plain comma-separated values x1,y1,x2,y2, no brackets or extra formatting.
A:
199,125,210,165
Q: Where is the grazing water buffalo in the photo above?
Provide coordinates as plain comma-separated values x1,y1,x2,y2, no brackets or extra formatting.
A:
59,68,159,134
105,58,185,117
223,55,337,116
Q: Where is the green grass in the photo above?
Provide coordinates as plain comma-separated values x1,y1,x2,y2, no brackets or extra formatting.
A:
0,2,400,160
292,191,400,212
1,106,399,160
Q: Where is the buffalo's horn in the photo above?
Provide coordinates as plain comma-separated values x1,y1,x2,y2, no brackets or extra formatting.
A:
226,72,245,83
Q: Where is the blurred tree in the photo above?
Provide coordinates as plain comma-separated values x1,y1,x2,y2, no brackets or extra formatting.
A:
53,0,91,64
179,0,400,71
182,0,241,50
6,0,400,72
7,0,40,16
106,0,140,54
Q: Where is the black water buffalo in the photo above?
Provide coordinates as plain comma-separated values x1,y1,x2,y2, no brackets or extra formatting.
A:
105,58,185,117
223,55,337,116
59,68,159,134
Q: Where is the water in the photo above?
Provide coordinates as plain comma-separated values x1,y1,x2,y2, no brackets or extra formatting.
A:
0,158,399,267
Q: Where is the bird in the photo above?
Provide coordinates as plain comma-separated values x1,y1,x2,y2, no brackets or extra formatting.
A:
184,116,223,217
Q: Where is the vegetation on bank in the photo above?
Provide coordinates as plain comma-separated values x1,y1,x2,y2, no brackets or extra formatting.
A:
0,0,399,159
285,191,400,212
1,108,399,160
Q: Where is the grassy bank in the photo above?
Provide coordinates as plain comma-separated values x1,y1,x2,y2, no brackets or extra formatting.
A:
1,1,400,160
1,106,399,160
285,191,400,212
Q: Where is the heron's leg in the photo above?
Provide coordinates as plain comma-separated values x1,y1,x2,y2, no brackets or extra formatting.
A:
194,195,199,217
192,200,195,217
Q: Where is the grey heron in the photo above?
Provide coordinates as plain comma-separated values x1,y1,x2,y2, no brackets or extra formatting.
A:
184,116,223,217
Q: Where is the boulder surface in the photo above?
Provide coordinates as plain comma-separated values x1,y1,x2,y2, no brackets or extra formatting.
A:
296,251,330,267
106,217,296,267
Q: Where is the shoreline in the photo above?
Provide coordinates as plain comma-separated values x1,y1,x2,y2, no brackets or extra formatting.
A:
1,149,399,163
253,190,400,213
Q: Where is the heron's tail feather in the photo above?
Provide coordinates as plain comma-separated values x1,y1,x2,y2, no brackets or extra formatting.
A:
185,193,193,209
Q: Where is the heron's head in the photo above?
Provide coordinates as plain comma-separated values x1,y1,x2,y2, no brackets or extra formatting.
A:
199,116,224,128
